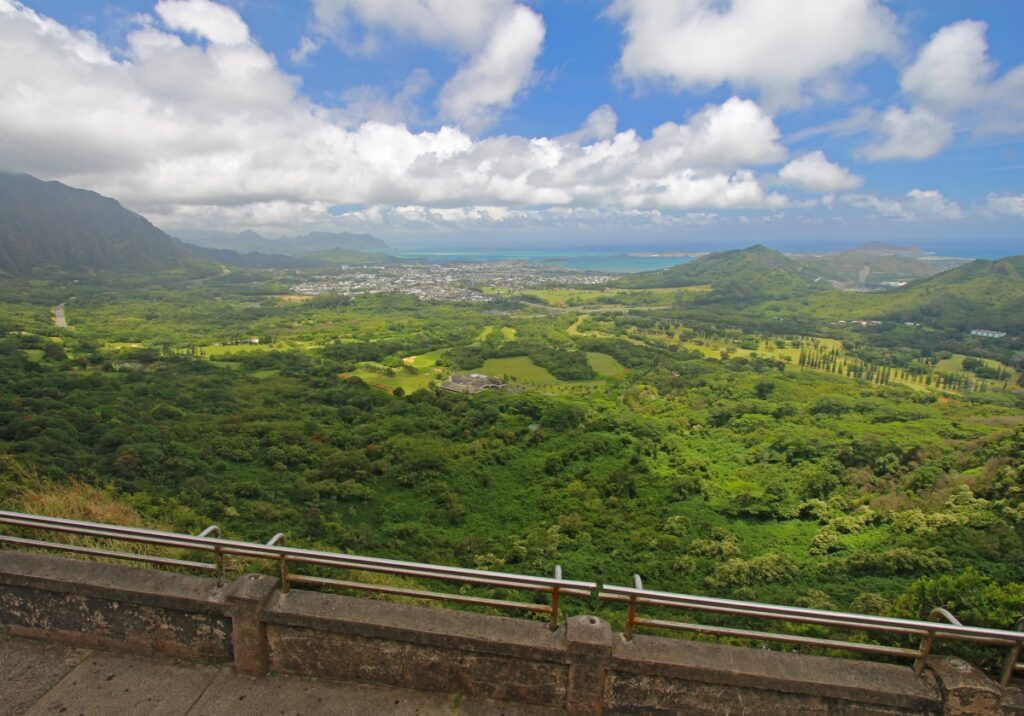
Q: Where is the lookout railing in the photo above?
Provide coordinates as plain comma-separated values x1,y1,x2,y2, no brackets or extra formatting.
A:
1,509,1022,686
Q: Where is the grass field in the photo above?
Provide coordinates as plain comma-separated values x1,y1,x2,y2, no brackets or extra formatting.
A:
476,325,518,341
523,286,708,308
934,353,1019,384
342,363,442,393
480,356,560,384
403,348,448,369
586,351,627,378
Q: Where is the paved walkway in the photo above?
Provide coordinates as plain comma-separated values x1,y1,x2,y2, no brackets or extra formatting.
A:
0,634,564,716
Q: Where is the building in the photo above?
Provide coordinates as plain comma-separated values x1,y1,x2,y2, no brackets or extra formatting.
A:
440,373,504,394
970,329,1007,339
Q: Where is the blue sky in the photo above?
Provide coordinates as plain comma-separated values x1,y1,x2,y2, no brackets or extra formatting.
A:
2,1,1023,253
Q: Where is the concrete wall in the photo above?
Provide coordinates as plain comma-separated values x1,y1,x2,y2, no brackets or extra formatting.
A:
1,550,1018,715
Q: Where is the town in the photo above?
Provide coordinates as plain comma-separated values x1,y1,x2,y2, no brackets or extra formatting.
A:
291,260,614,301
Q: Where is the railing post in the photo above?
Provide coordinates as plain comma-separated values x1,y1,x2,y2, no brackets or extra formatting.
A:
267,532,289,593
198,525,224,586
1001,617,1024,687
916,607,962,675
625,574,643,641
550,564,562,631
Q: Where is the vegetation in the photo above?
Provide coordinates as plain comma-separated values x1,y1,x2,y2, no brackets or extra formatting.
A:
1,224,1022,670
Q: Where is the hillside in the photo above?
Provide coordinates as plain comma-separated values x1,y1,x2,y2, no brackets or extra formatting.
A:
614,244,822,299
872,255,1024,333
181,243,321,269
180,229,388,256
800,249,968,287
0,173,199,275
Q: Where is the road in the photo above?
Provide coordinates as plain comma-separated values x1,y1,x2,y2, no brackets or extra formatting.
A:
52,302,68,329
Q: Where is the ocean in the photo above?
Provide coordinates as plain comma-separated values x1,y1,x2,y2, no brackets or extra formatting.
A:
388,248,695,273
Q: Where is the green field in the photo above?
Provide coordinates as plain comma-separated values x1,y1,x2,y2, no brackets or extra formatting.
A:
480,356,560,384
343,364,442,393
524,286,708,308
586,351,626,378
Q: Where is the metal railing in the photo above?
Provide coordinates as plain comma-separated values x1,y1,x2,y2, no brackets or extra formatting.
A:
0,511,594,631
1,510,1022,685
601,575,1024,686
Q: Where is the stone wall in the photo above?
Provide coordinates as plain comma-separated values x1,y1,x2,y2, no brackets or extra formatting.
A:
1,550,1019,715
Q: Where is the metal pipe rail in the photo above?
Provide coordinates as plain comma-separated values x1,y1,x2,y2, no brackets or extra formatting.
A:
2,510,1023,684
0,511,595,631
602,575,1024,685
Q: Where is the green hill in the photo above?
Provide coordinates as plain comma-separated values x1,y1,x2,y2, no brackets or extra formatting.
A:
800,249,967,287
614,244,822,299
0,173,201,276
871,255,1024,333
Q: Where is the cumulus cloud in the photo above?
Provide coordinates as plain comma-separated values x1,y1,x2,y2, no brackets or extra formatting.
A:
862,20,1024,160
778,151,861,192
309,0,544,131
0,1,800,231
606,0,899,108
155,0,249,45
0,0,798,229
901,20,991,113
903,20,1024,138
860,106,954,161
987,194,1024,218
843,189,963,221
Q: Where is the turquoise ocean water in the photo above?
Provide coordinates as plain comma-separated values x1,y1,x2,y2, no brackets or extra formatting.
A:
389,249,694,273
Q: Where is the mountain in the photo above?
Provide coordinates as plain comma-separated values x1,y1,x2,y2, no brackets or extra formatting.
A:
181,243,321,269
179,229,388,256
858,241,924,255
614,244,822,299
0,173,199,275
872,256,1024,333
181,242,398,268
799,248,968,287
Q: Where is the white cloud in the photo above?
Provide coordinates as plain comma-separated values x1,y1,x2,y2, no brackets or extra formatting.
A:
860,106,954,161
289,35,322,64
900,18,1024,134
778,151,861,192
309,0,544,131
843,189,963,221
436,5,544,131
901,20,991,113
0,1,801,233
987,194,1024,218
861,20,1024,161
155,0,249,45
606,0,899,108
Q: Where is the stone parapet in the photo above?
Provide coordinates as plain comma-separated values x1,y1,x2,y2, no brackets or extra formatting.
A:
1,550,1018,715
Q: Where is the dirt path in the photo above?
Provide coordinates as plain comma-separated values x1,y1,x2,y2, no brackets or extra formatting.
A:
52,302,68,329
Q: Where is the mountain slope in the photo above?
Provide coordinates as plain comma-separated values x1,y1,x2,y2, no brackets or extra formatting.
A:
800,249,968,287
614,244,822,299
181,242,398,268
0,173,198,275
871,256,1024,333
180,229,388,255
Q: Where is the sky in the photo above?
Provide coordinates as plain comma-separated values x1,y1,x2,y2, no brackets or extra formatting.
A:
1,0,1023,253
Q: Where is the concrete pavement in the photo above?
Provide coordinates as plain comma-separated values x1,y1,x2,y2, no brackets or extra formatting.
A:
0,634,564,716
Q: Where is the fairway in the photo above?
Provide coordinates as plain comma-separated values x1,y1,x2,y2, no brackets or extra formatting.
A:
342,365,441,393
480,356,560,384
586,351,626,378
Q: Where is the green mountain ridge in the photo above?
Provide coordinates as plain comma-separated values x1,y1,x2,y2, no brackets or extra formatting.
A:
614,244,823,299
870,255,1024,333
177,228,388,255
0,173,201,276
